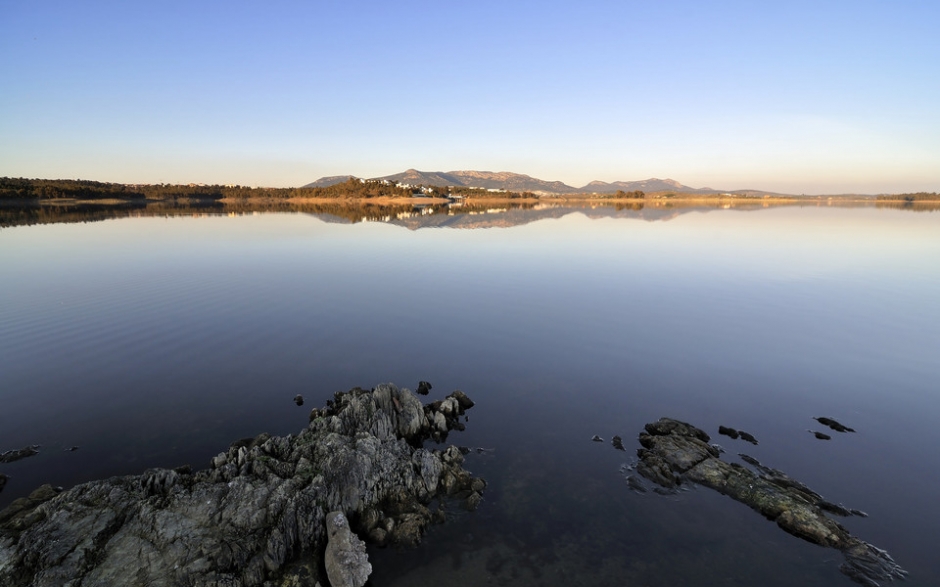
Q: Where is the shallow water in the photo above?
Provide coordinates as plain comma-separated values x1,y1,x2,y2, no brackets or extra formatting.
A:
1,204,938,585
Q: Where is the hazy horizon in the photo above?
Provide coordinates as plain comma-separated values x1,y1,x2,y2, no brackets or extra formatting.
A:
2,1,938,194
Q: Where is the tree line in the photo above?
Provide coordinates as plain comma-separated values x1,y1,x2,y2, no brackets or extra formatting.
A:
0,177,542,201
0,177,421,201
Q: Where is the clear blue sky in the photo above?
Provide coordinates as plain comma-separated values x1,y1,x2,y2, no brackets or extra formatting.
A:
2,1,938,194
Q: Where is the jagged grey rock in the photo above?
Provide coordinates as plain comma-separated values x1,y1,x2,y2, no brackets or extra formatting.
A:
0,384,484,586
324,511,370,587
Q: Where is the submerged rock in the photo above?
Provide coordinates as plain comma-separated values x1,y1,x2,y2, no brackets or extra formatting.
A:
611,435,625,451
718,425,739,439
0,383,485,587
718,426,757,445
814,416,856,433
738,431,759,445
0,445,40,464
635,417,906,586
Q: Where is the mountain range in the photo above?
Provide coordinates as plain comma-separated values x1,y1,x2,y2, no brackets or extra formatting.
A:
303,169,740,195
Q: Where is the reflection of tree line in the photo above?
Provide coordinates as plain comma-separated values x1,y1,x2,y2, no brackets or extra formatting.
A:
0,199,539,228
4,196,933,229
0,199,220,228
875,192,940,202
613,202,645,211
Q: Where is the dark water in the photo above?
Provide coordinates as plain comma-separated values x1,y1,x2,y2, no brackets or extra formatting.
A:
1,205,938,586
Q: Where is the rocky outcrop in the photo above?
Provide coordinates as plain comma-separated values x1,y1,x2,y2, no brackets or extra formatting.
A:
632,418,906,586
0,384,484,587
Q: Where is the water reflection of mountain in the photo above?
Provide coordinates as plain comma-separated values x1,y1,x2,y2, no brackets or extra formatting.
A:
2,199,934,230
383,203,755,230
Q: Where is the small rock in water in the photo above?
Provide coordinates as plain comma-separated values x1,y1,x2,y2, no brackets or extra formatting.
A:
814,416,855,433
0,445,41,464
64,446,79,452
591,435,603,442
809,430,832,440
416,381,432,395
718,425,740,439
293,394,304,406
626,475,647,493
738,431,759,445
611,435,625,451
739,454,761,467
0,474,7,493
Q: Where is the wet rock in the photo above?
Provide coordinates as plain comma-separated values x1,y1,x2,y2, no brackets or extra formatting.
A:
325,511,371,587
0,445,40,464
810,430,832,440
0,475,6,494
718,425,739,439
0,484,62,530
0,383,485,587
591,435,603,442
814,417,856,433
416,381,432,395
738,431,759,445
294,394,304,406
634,417,906,586
463,491,483,511
611,435,625,451
626,475,647,493
718,426,757,445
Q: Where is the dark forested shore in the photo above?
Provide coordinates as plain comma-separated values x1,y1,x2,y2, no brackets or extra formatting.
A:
0,177,536,202
0,177,416,201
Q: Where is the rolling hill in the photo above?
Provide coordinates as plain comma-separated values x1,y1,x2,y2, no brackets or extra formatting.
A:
304,169,742,195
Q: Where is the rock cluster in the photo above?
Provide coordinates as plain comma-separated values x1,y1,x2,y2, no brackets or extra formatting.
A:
0,383,484,587
634,418,906,586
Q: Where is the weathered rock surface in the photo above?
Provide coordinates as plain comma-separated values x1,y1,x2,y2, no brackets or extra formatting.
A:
0,384,484,587
635,417,906,586
324,511,370,587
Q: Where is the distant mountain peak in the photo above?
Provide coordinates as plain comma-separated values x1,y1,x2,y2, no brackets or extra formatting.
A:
304,170,730,195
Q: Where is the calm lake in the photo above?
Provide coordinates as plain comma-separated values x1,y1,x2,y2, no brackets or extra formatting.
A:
1,203,938,586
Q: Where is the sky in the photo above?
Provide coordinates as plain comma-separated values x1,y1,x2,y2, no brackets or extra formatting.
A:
1,1,938,194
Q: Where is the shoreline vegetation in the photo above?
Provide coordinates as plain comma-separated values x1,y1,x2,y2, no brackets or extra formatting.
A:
1,177,938,229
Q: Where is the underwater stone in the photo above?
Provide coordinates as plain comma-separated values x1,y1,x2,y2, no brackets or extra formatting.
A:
634,417,905,586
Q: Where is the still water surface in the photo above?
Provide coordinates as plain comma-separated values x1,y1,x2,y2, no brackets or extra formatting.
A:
1,205,939,585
